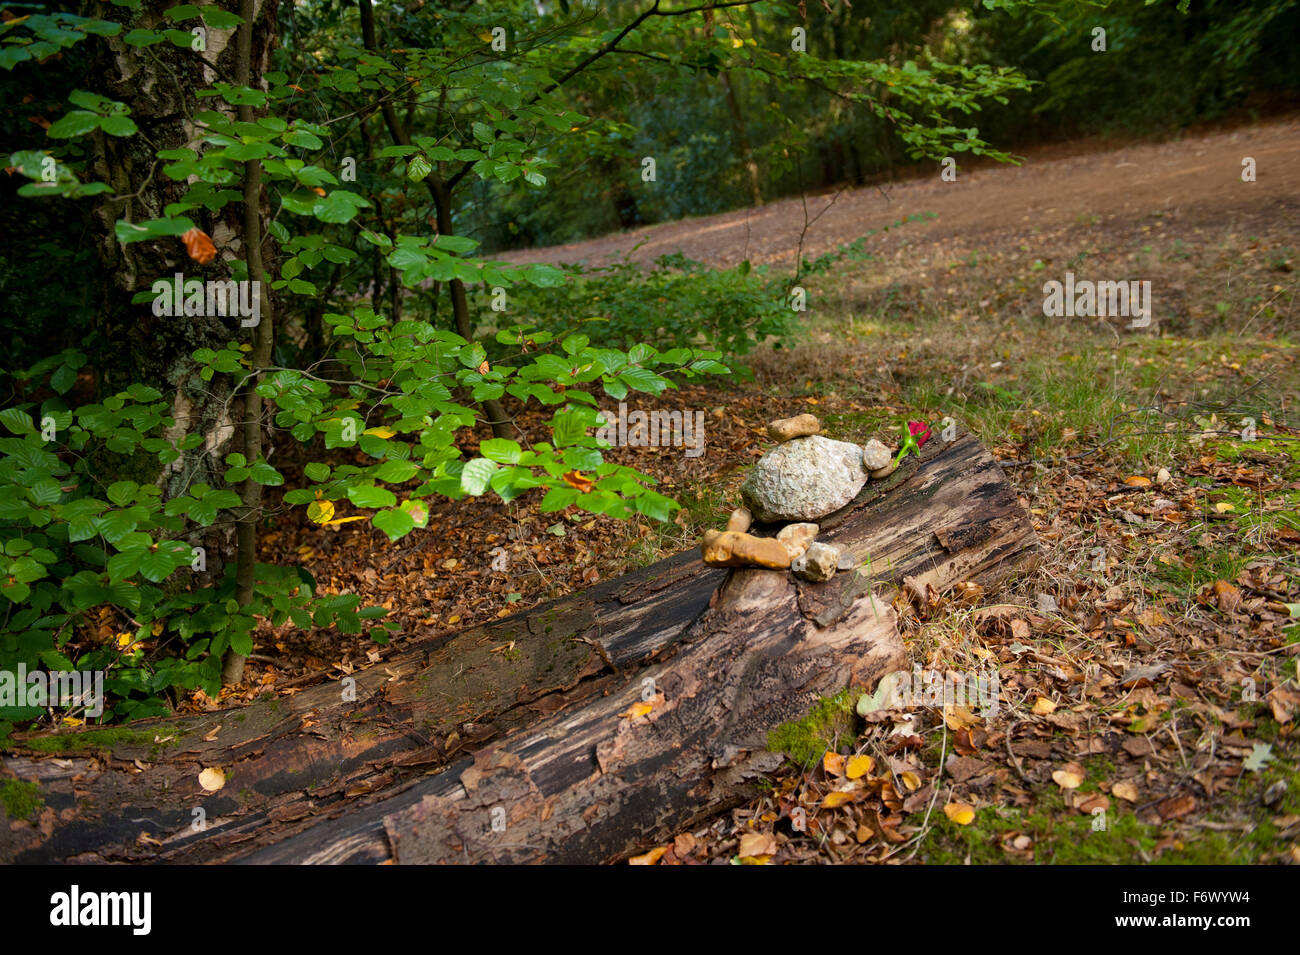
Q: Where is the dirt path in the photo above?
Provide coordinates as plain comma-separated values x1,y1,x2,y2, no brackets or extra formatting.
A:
499,115,1300,272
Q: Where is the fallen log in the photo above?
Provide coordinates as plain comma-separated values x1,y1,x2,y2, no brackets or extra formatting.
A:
1,431,1036,863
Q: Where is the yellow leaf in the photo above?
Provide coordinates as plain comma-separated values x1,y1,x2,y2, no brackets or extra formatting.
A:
323,516,368,526
821,791,855,809
628,846,667,865
900,770,921,791
621,701,653,719
1214,501,1235,513
846,755,874,779
943,803,976,825
364,427,396,439
1032,697,1057,715
307,500,335,523
944,704,981,731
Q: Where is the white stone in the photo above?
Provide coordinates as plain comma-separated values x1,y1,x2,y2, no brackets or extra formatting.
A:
741,436,867,522
862,438,893,471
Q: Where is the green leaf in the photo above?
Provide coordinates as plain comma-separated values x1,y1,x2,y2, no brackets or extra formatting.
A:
99,114,138,137
372,508,416,541
106,481,137,506
347,484,397,508
374,459,419,483
115,216,195,244
460,458,498,496
407,154,432,181
47,111,101,138
249,461,283,486
312,190,370,224
479,438,521,464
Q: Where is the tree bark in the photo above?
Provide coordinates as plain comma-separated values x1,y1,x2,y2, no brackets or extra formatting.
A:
85,0,264,590
0,432,1036,863
225,0,280,686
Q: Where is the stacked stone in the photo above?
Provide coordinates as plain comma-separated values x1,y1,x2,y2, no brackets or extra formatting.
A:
699,413,900,582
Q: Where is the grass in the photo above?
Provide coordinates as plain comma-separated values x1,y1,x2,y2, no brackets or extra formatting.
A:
706,216,1300,865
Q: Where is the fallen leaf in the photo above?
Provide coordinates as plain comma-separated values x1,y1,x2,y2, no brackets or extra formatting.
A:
1032,697,1057,715
1243,742,1274,772
943,802,976,825
1124,475,1151,487
822,791,855,809
1212,579,1242,613
738,831,778,858
1157,794,1196,820
1077,793,1110,814
846,754,874,779
944,704,981,731
621,701,653,719
822,752,846,776
1112,780,1139,802
628,846,667,865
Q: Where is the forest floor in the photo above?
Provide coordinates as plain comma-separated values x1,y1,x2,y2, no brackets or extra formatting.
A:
242,115,1300,863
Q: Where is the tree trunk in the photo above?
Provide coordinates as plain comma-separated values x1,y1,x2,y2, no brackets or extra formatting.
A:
0,432,1036,863
225,0,281,686
721,71,763,207
85,0,267,590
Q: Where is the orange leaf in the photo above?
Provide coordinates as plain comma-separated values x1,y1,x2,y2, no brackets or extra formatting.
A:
477,360,490,375
312,187,327,196
821,791,855,809
628,846,667,865
181,227,217,265
822,752,845,776
563,470,594,493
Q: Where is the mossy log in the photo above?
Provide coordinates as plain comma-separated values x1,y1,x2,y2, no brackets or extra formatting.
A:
0,431,1035,863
